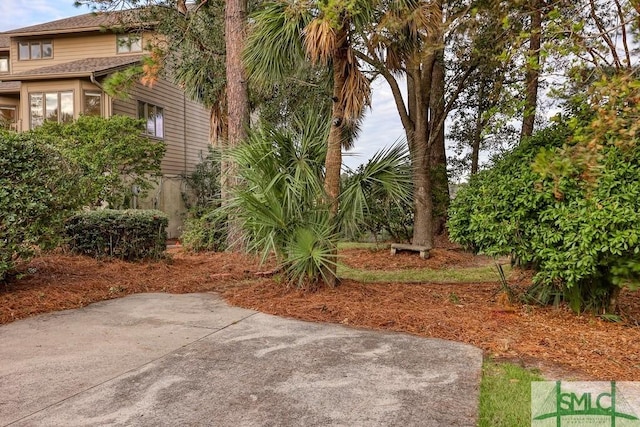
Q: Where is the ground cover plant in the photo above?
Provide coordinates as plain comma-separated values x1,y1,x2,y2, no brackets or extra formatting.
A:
3,245,639,381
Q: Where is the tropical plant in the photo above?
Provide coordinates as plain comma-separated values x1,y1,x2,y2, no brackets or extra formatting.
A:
227,110,410,288
244,0,376,284
0,132,84,281
342,143,413,243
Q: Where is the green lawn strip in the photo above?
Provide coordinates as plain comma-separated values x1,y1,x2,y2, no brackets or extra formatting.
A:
338,263,509,283
479,360,544,427
337,241,389,251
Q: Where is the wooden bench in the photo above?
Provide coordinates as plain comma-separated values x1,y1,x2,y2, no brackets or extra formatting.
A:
390,243,431,259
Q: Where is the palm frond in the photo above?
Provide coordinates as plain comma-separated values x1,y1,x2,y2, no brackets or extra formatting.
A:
304,18,337,66
225,109,338,285
340,139,412,236
244,1,314,87
341,59,372,122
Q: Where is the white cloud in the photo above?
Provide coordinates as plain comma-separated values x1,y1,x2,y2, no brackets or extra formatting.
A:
0,0,80,32
345,77,407,170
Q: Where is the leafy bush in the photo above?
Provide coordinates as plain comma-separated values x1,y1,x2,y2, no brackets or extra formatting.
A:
0,132,84,281
181,208,227,252
182,146,222,212
449,105,640,313
449,124,569,261
65,209,168,261
179,146,226,252
33,115,165,208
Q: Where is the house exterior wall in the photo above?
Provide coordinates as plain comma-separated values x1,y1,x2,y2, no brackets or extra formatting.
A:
10,32,152,74
3,25,210,239
111,79,210,175
112,78,210,237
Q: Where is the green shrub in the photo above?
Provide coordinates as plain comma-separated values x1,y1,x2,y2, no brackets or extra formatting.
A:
182,146,222,212
449,110,640,313
65,209,168,261
32,115,165,208
181,208,227,252
0,132,83,281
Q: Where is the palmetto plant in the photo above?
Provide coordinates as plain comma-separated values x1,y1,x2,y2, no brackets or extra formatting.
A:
244,0,378,284
227,110,410,288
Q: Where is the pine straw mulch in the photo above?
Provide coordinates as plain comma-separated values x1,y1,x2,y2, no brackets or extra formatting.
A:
2,246,640,381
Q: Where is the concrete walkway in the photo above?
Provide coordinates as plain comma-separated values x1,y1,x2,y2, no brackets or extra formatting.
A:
0,293,482,426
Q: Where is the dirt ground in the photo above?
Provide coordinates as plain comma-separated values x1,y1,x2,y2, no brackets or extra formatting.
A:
3,246,640,381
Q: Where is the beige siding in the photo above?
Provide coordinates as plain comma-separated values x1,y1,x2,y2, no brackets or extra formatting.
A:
111,78,209,175
10,32,152,74
185,98,211,173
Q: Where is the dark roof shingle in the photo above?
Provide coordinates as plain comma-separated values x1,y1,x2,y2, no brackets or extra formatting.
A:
0,81,20,93
0,34,9,50
3,55,142,81
3,10,143,36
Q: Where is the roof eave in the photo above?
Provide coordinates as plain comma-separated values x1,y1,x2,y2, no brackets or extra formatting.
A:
2,72,93,81
6,27,118,37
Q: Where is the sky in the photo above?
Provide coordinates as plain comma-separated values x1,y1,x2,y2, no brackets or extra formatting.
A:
0,0,405,169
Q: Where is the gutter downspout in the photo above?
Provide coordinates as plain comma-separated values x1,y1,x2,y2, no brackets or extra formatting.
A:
184,91,187,173
90,73,111,117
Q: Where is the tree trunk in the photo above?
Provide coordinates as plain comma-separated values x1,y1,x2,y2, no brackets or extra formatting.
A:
429,50,449,235
471,81,486,175
607,285,621,314
520,0,542,141
322,28,349,287
224,0,249,251
411,131,435,249
409,56,435,249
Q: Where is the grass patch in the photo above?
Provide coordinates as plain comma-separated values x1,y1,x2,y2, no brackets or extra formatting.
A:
337,241,388,250
338,264,510,283
479,360,544,427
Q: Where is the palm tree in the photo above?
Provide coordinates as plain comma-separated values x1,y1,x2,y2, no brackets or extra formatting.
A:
229,109,411,288
244,0,377,285
356,0,477,248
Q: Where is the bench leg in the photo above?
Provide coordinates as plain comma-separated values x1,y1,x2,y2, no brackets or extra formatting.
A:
390,248,397,256
419,250,427,259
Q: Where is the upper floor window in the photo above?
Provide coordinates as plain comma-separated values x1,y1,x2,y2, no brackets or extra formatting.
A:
0,54,9,73
116,34,142,54
30,91,73,129
19,40,53,60
138,101,163,138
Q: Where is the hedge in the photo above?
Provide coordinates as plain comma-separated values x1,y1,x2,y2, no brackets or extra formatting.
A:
65,209,168,261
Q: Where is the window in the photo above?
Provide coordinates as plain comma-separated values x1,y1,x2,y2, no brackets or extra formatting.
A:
116,34,142,54
83,91,102,116
138,101,163,138
0,55,8,73
29,91,73,129
0,106,16,129
18,40,52,60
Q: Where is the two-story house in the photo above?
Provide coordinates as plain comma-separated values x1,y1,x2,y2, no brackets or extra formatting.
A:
0,11,211,238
